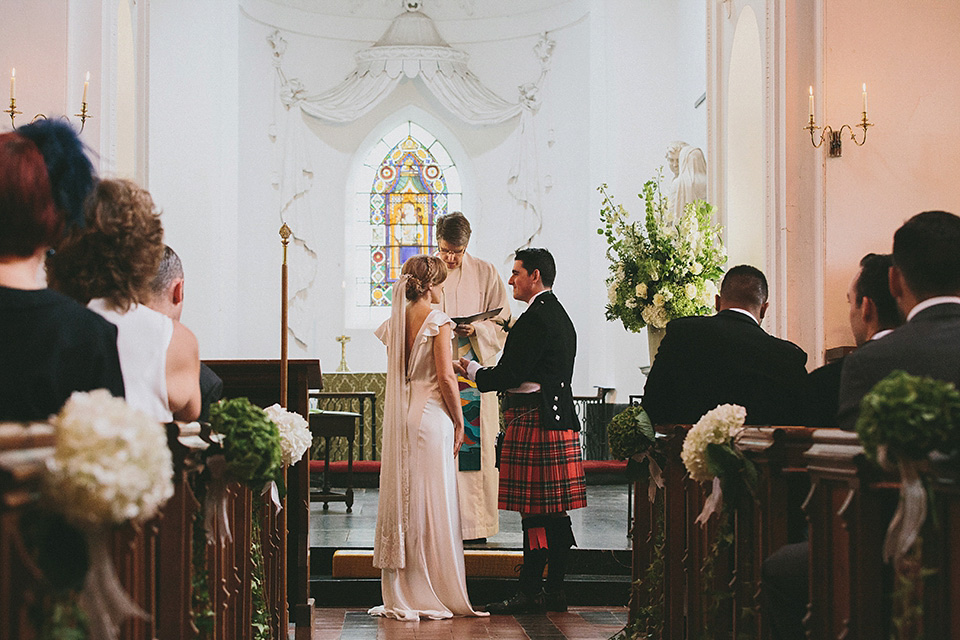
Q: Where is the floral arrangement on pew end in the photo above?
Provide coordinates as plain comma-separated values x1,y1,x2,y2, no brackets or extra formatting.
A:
680,403,758,639
598,172,725,332
607,404,665,640
855,370,960,638
193,398,309,640
38,389,174,640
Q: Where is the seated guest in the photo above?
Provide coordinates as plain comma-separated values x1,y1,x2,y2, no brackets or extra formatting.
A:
0,129,124,421
48,179,201,422
806,253,901,426
145,245,222,421
642,265,808,425
763,253,900,639
837,210,960,429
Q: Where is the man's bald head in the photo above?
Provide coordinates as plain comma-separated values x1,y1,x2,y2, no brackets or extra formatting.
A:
717,265,769,319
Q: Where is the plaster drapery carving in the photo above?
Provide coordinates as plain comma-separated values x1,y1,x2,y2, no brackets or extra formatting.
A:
267,7,555,347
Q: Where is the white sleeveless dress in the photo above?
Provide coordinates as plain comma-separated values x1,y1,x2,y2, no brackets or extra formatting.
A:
369,309,487,621
88,299,173,422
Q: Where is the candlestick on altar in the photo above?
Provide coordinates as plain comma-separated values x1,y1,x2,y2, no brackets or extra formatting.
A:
335,335,351,373
280,223,292,407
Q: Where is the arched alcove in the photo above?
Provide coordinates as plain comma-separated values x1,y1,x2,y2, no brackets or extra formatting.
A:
344,106,474,328
724,6,765,270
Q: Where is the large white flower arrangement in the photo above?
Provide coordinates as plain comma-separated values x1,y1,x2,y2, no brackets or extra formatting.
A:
45,389,174,527
599,174,726,331
264,403,312,466
680,403,747,482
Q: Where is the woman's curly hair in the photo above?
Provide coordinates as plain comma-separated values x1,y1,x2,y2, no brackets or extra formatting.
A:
48,179,164,310
401,255,447,301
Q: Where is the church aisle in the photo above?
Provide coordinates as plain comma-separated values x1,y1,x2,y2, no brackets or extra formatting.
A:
309,607,627,639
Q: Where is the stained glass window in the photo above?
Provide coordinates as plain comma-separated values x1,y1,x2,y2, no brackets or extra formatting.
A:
363,123,461,307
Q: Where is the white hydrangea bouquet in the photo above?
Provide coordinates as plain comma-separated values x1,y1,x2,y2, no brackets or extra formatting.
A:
261,403,312,513
264,403,312,467
680,404,756,526
45,389,174,640
598,173,726,331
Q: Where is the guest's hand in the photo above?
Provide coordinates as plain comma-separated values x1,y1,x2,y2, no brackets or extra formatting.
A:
452,359,467,376
453,423,464,457
454,323,476,337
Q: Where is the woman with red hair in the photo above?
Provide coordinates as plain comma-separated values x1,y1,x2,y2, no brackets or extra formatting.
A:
0,128,124,421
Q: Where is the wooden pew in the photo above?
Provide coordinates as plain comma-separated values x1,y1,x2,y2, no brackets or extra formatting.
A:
0,423,57,640
203,358,321,636
631,425,819,640
803,429,960,639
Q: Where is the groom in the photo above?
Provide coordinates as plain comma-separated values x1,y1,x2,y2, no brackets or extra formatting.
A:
455,248,586,613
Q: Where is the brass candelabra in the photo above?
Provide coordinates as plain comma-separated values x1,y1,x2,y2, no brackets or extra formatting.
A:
5,69,92,132
805,83,873,157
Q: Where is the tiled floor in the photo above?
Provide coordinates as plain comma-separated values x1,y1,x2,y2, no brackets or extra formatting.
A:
311,607,628,640
308,484,632,638
309,484,632,551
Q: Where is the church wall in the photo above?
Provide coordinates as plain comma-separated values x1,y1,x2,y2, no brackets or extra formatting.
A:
147,0,242,358
1,0,707,400
821,0,960,350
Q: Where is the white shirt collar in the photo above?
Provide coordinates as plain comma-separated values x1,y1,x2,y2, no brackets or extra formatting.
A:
527,288,550,305
906,296,960,322
870,329,894,341
727,307,760,324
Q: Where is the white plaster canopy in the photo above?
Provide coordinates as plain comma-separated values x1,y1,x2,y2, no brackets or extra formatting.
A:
268,4,555,346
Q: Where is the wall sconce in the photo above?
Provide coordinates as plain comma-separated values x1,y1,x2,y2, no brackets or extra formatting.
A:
805,83,873,157
5,68,93,132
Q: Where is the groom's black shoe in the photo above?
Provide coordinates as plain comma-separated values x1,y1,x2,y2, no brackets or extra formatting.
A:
541,588,568,612
484,590,543,614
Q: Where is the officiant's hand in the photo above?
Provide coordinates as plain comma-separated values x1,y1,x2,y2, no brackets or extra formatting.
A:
454,323,475,337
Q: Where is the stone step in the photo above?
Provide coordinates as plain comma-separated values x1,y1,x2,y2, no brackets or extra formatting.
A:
310,574,632,607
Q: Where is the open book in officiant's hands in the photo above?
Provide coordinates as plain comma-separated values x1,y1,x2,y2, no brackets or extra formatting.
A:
450,307,503,325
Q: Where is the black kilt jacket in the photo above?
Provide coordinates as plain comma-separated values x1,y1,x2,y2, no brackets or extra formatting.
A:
475,290,580,431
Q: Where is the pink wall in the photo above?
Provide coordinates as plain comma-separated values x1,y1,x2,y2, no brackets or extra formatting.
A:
0,0,68,129
822,0,960,349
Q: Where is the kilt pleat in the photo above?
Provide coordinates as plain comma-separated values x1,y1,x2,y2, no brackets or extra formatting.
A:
497,406,587,513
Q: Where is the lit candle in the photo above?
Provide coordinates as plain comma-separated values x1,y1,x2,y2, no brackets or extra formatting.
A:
808,85,814,121
10,68,14,101
861,83,868,115
82,71,89,104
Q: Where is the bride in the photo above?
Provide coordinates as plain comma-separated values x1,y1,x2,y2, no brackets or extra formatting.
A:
368,255,488,621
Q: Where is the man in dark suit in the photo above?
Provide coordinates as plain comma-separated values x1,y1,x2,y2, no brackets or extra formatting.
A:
642,264,808,426
837,210,960,429
455,248,585,614
762,253,901,640
806,253,901,426
146,245,223,421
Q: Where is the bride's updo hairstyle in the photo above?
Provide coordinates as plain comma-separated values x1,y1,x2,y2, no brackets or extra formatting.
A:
401,254,447,301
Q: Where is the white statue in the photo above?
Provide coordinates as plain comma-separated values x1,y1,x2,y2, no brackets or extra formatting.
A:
664,141,707,225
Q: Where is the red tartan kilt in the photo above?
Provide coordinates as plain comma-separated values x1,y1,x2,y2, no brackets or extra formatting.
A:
497,406,587,513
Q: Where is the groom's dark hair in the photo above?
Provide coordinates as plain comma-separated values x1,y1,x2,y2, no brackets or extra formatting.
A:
515,247,556,287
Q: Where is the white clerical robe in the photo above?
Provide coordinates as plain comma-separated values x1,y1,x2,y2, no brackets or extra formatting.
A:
438,252,509,539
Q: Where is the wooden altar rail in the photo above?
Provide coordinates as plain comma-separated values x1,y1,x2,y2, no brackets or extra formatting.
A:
630,425,959,639
0,421,289,640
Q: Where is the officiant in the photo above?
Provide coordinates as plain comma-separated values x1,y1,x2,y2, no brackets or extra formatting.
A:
435,212,510,543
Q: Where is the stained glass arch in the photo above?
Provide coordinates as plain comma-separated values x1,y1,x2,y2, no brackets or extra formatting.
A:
360,122,462,307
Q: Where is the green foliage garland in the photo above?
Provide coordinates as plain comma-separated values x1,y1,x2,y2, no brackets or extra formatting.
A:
598,174,725,332
250,500,270,640
189,474,215,637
